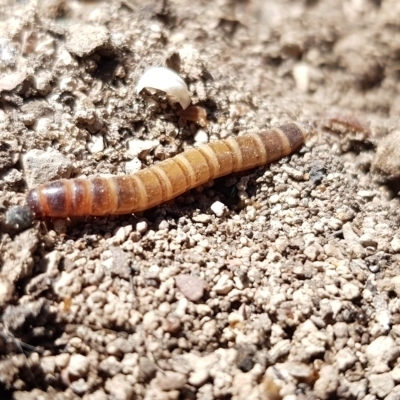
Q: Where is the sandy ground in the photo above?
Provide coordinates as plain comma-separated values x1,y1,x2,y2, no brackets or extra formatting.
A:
1,0,400,399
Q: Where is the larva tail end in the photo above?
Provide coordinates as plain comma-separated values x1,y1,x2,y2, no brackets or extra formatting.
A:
26,189,44,218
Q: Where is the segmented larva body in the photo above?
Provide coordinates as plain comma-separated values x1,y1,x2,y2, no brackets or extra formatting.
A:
26,123,307,218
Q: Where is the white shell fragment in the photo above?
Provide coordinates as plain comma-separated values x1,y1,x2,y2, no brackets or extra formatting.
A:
136,67,191,109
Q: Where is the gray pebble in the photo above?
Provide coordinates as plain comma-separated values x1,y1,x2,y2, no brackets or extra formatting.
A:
66,25,110,57
106,337,135,356
175,274,205,302
309,161,326,185
0,168,23,184
336,348,358,371
372,129,400,181
105,374,135,400
341,282,360,300
369,372,395,398
154,370,187,391
268,340,291,364
70,378,89,395
313,364,339,400
23,149,73,187
99,356,122,376
366,336,400,372
138,357,157,382
2,298,45,332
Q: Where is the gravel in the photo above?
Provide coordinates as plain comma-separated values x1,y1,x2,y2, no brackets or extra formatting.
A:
1,0,400,399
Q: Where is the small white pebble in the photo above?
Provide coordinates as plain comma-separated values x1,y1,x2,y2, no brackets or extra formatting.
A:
59,76,76,92
342,282,360,300
269,194,280,204
87,134,104,153
357,190,375,198
68,354,89,378
213,275,234,295
127,139,159,158
286,196,298,206
237,190,249,200
113,226,128,243
175,231,188,244
313,221,325,233
210,201,227,217
328,218,343,230
293,62,310,92
391,236,400,253
192,214,211,223
359,233,377,248
236,246,254,258
194,129,209,144
158,220,169,230
136,220,148,234
125,158,142,174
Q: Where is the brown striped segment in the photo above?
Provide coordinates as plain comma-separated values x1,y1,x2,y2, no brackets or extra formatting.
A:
151,164,174,200
90,177,118,215
279,123,306,154
204,140,235,178
42,180,69,217
233,134,268,171
179,148,211,186
70,179,92,216
135,168,166,209
197,145,219,179
155,158,190,198
258,128,284,163
224,137,242,171
114,175,144,213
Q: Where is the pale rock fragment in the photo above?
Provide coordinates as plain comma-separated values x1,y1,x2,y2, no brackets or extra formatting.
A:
175,274,205,302
136,67,191,109
154,371,187,391
66,25,110,57
213,275,234,295
23,149,73,187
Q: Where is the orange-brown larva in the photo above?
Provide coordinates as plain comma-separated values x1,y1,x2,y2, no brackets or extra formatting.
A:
26,123,308,218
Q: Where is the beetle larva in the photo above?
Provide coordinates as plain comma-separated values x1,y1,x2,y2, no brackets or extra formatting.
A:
26,123,308,218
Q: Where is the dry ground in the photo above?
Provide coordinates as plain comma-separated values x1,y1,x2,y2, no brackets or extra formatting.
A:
1,0,400,399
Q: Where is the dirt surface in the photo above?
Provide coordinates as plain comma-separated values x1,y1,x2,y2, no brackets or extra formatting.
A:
1,0,400,399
